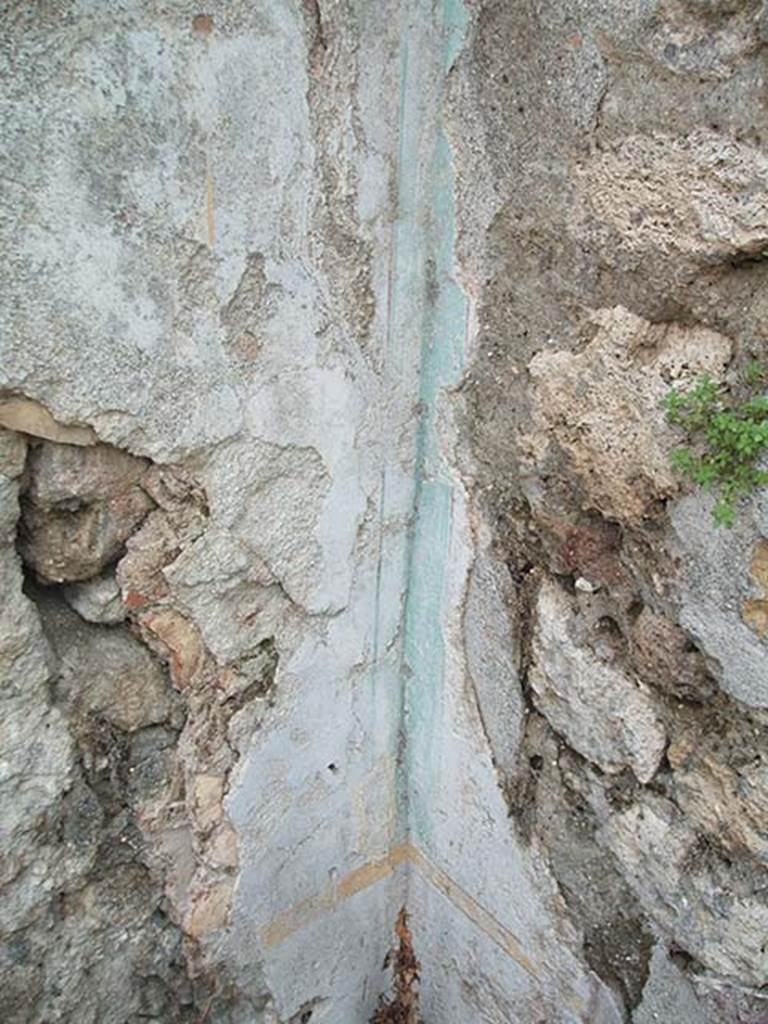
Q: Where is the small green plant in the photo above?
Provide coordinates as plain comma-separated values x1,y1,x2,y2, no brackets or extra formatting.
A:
662,363,768,527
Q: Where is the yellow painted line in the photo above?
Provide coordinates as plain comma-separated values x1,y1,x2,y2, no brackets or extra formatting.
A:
259,842,538,982
257,843,590,1010
406,844,540,979
259,843,410,949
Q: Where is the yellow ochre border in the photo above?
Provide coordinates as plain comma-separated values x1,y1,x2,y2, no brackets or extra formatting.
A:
259,842,538,981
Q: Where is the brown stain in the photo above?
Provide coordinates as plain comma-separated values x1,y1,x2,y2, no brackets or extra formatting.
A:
192,15,215,248
140,607,206,689
183,880,233,939
370,908,421,1024
743,538,768,637
192,13,214,35
337,848,404,900
550,519,626,587
229,332,262,364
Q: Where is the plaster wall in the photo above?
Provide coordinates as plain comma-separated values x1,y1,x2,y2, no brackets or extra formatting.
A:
2,2,768,1023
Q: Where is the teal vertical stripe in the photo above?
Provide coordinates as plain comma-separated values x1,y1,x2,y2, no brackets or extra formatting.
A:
400,0,470,846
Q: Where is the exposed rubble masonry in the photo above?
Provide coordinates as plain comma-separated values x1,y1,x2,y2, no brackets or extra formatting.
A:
3,2,768,1023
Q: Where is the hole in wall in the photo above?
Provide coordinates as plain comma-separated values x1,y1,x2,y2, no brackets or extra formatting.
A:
1,426,265,1021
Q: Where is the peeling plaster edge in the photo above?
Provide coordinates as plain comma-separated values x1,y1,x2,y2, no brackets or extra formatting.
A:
0,395,99,446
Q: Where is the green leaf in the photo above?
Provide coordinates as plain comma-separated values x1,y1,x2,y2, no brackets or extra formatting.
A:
664,369,768,526
745,360,766,387
713,499,736,528
693,463,717,487
662,389,684,424
670,447,695,473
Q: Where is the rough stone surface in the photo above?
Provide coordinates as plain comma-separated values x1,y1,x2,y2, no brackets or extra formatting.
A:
0,396,98,447
599,795,768,986
574,130,768,265
0,446,202,1022
453,0,768,1018
463,543,525,788
40,596,176,733
63,570,126,624
668,708,768,865
670,492,768,707
530,577,667,784
3,0,768,1021
19,441,154,583
632,941,716,1024
524,307,732,523
628,605,718,704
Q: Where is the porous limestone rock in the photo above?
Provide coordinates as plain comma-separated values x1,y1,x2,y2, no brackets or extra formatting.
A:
62,570,125,624
39,596,176,733
668,712,768,865
599,795,768,986
575,130,768,265
19,441,154,583
524,306,732,523
529,577,667,784
627,606,718,704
